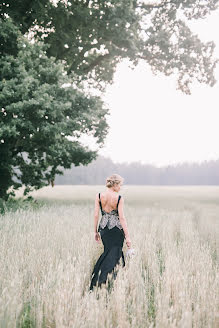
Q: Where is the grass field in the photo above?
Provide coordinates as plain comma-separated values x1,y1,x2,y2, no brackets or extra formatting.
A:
0,185,219,327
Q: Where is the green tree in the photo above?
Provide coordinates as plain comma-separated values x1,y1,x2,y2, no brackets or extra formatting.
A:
1,0,218,93
0,19,109,200
1,1,219,199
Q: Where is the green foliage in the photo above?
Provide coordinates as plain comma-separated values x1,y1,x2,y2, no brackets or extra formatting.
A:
0,196,42,215
1,0,218,93
0,1,218,199
0,19,109,200
156,243,165,276
16,301,35,328
0,16,19,56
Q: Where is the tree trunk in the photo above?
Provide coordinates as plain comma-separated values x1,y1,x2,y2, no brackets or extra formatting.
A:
0,146,13,201
0,164,12,200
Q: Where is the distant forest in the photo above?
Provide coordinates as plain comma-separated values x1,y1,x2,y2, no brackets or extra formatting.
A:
55,156,219,185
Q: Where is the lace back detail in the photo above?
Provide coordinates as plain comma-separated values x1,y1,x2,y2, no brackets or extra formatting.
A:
98,193,123,231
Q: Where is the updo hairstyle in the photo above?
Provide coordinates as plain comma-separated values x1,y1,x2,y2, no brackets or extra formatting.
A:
106,174,124,188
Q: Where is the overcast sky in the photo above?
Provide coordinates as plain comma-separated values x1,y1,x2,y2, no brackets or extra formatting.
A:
85,9,219,168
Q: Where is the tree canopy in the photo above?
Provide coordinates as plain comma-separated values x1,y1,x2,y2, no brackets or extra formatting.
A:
1,0,218,93
0,19,108,199
0,0,218,199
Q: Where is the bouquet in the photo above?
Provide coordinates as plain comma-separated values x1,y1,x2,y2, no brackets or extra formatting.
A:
126,248,135,258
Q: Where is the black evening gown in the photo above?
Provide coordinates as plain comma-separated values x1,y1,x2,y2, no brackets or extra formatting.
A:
89,193,125,291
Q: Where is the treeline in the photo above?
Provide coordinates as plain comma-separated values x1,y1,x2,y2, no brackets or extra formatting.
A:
55,156,219,185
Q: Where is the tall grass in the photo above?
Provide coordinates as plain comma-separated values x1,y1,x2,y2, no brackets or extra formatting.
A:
0,186,218,327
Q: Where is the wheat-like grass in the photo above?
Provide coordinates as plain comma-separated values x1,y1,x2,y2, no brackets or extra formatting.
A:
0,186,218,327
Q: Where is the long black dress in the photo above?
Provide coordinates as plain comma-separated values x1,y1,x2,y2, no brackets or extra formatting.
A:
89,193,125,291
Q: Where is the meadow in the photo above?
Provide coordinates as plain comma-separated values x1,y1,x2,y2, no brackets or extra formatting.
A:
0,185,218,328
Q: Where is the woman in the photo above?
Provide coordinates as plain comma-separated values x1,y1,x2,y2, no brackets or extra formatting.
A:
89,174,131,291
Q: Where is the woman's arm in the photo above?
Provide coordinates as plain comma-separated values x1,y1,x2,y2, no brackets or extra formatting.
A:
118,197,131,243
94,193,100,233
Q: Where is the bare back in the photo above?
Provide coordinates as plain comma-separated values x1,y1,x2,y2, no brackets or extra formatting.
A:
100,191,120,213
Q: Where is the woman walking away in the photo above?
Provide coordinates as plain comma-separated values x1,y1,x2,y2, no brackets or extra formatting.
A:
89,174,131,291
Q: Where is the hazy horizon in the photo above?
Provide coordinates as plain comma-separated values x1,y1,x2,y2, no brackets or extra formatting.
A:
99,154,219,169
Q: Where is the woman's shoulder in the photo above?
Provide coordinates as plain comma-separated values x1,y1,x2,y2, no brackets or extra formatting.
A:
98,191,122,201
95,192,101,201
97,191,123,198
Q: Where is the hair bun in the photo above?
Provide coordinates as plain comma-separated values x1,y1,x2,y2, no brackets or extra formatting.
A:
105,174,124,188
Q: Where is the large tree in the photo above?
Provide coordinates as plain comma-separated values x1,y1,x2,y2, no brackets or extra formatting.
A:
1,0,218,93
0,1,218,199
0,19,109,200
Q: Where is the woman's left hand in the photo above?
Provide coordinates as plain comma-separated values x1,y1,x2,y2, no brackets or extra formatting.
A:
94,232,100,243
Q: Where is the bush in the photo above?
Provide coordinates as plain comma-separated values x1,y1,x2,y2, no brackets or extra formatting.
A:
0,197,42,215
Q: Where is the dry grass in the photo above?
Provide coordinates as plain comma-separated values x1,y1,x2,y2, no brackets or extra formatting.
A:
0,185,219,327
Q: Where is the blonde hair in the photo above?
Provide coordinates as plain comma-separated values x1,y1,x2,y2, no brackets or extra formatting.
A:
106,174,124,188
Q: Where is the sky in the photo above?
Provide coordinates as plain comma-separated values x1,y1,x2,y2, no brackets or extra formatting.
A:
83,8,219,168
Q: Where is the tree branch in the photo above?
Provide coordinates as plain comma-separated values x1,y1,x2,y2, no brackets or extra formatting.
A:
138,0,175,10
82,53,111,73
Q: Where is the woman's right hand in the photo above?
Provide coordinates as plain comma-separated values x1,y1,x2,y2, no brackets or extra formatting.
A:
125,237,131,249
